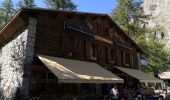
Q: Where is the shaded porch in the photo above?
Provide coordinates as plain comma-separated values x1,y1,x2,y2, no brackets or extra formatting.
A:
28,55,124,100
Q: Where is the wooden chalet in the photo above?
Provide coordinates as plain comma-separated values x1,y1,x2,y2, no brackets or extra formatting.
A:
0,8,162,100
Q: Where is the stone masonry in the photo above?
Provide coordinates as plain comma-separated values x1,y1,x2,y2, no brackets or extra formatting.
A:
143,0,170,48
0,17,37,99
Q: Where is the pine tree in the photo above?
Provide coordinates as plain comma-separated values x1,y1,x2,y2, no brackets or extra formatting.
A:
17,0,36,9
44,0,76,10
0,0,15,24
112,0,170,75
0,12,4,29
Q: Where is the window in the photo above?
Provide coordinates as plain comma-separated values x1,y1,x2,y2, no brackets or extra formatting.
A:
110,49,116,63
41,73,46,79
109,29,114,37
96,23,99,33
96,23,102,34
92,44,96,57
123,52,131,66
90,44,97,60
108,48,116,64
46,82,56,92
105,28,109,35
102,25,105,33
48,73,55,79
105,47,108,62
69,36,75,56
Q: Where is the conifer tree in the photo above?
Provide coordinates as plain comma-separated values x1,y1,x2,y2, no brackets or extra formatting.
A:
0,12,4,29
0,0,14,24
44,0,76,10
112,0,170,75
17,0,36,9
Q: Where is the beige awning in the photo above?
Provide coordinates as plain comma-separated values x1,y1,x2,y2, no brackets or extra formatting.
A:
115,66,163,83
38,55,124,83
158,72,170,80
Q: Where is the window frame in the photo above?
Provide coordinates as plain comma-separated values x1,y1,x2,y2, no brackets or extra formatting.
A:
90,43,97,60
69,36,75,56
123,52,131,66
109,48,116,64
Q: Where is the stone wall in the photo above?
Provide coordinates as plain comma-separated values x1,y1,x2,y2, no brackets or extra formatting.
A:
0,17,37,99
143,0,170,48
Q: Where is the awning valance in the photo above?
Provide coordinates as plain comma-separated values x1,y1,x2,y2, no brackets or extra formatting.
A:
115,66,163,83
38,55,124,83
158,72,170,80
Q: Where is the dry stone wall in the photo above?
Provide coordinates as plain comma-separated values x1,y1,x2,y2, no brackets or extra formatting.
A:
0,17,37,99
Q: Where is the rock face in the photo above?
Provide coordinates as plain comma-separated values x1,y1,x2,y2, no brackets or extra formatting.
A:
0,17,37,99
143,0,170,48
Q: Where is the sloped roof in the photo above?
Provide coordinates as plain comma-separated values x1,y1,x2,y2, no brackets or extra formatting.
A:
0,8,144,53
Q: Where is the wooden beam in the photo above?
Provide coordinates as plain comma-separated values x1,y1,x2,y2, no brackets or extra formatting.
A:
94,35,113,44
101,16,106,20
80,14,87,19
50,13,59,18
116,43,132,49
66,14,74,19
91,16,98,20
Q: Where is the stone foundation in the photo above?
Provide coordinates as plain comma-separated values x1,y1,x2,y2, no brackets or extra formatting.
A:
0,17,37,99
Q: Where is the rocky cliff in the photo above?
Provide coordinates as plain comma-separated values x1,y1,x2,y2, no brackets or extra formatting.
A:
144,0,170,48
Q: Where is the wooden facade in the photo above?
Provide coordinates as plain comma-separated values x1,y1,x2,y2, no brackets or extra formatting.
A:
32,10,142,70
26,9,143,99
0,8,145,100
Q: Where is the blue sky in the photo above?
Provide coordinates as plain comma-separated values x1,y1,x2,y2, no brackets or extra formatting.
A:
72,0,117,14
12,0,117,14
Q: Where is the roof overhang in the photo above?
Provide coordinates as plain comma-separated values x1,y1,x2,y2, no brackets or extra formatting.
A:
0,10,26,45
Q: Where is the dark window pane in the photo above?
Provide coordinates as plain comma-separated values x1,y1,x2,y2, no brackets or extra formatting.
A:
105,47,108,62
125,53,130,65
48,73,55,79
70,36,74,52
111,49,116,61
46,83,55,93
92,44,96,57
42,73,46,79
41,83,45,91
96,23,99,33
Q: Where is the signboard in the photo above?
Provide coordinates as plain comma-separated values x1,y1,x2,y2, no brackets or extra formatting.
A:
64,22,93,36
